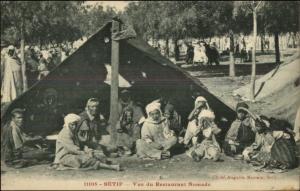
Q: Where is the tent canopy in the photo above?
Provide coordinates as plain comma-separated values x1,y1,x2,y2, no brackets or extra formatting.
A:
1,21,235,136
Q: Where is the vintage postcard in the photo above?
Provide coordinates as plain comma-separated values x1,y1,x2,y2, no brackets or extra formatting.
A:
1,1,299,190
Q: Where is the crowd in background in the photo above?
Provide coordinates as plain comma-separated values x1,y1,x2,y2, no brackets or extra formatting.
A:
1,38,87,104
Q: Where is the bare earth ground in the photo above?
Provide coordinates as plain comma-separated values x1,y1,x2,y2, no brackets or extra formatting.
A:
1,49,300,190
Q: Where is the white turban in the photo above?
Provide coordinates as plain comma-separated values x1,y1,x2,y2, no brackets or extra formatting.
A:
145,102,162,116
64,113,81,128
7,45,15,50
34,46,40,52
195,96,210,109
198,109,215,120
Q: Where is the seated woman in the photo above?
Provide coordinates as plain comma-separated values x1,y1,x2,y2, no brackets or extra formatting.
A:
136,102,177,160
186,110,221,162
183,96,211,146
1,108,52,168
116,107,141,156
52,114,121,171
223,102,256,157
243,117,297,172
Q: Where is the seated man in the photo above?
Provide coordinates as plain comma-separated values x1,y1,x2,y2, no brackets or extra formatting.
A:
79,98,118,156
183,96,211,146
116,107,141,156
223,102,256,157
136,102,177,160
243,117,297,172
52,114,121,171
186,110,221,162
1,108,52,168
79,98,109,144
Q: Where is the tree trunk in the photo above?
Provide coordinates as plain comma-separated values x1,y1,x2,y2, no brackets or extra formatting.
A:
274,32,280,64
260,33,264,53
287,32,291,48
109,20,121,145
20,25,28,92
250,9,257,101
152,32,155,46
229,31,235,77
292,32,297,48
174,39,179,61
166,38,169,57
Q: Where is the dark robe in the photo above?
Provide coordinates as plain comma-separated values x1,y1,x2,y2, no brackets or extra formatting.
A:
78,111,109,143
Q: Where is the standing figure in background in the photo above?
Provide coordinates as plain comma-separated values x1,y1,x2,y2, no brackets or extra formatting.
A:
240,47,247,63
1,45,23,104
1,41,8,87
186,43,194,65
247,47,252,62
37,57,50,80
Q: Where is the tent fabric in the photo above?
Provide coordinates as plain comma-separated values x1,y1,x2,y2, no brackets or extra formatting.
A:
1,21,235,136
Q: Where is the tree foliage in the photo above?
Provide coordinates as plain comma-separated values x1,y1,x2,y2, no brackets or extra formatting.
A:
1,1,118,47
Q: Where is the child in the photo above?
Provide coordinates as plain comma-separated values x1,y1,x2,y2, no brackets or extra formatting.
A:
187,109,221,162
183,96,211,146
163,103,182,136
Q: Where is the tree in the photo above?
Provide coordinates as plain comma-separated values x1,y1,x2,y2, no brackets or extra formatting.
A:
250,1,263,101
260,1,299,64
1,1,37,91
1,1,85,91
233,1,264,101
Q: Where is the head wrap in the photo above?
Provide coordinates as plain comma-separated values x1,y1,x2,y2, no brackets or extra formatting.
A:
7,45,15,50
164,103,175,113
145,102,162,116
121,89,130,95
236,102,249,112
86,98,99,108
34,46,40,52
63,113,81,129
198,109,215,120
11,108,25,116
44,88,58,97
195,96,210,109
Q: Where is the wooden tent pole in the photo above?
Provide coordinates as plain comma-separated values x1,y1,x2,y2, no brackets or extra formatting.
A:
110,19,120,143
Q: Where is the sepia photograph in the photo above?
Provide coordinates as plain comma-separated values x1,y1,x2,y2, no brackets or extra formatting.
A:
1,1,299,190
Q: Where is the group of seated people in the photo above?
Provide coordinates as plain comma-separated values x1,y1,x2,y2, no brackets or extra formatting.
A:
1,91,298,173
